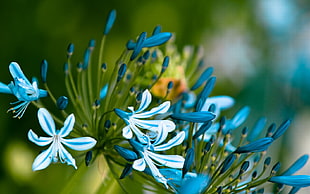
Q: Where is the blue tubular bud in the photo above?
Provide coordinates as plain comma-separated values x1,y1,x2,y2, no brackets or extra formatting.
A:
161,56,169,74
85,151,92,166
271,162,281,175
167,81,173,90
193,120,212,139
130,32,147,61
120,164,133,179
282,154,309,176
88,39,96,49
129,139,144,152
272,119,291,140
289,187,300,194
191,67,214,90
83,48,91,69
182,148,195,178
126,40,135,50
64,63,69,75
56,96,69,110
220,154,236,174
269,175,310,188
151,50,157,59
40,59,48,83
143,50,150,60
196,77,216,111
234,137,274,154
171,111,215,123
136,92,142,103
114,145,138,162
104,120,111,129
143,32,172,48
100,84,108,100
104,9,116,35
152,25,162,35
101,63,107,72
67,43,74,56
247,117,267,142
266,123,276,137
264,157,271,167
239,161,250,175
117,63,127,82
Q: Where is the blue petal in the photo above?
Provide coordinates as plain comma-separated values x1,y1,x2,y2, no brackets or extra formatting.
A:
143,154,168,188
272,119,291,140
0,82,12,94
62,137,97,151
247,117,267,142
100,84,108,100
154,131,185,151
9,62,31,85
58,114,75,137
122,125,133,139
282,154,309,176
171,111,215,123
143,32,172,48
191,67,214,90
39,89,48,98
201,96,235,117
230,106,250,129
103,9,116,35
128,123,148,144
179,175,209,194
38,108,56,136
28,129,52,146
136,89,152,113
133,158,146,171
234,137,274,153
147,151,184,168
134,101,170,118
32,144,54,171
58,143,77,169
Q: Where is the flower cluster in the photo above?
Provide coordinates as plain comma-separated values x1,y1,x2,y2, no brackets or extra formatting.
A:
1,9,310,194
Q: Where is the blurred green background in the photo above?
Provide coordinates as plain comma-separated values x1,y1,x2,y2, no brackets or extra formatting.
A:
1,0,310,193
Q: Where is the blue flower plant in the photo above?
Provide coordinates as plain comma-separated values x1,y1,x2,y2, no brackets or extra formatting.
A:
2,8,310,194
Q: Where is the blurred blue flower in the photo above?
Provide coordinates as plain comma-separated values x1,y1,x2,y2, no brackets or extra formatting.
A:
0,62,48,118
28,108,97,171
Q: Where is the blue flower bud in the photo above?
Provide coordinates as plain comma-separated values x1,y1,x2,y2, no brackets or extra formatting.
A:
191,67,213,90
88,39,96,49
193,120,212,139
77,62,83,72
152,25,162,35
126,40,135,50
56,96,69,110
282,154,309,176
266,123,276,137
120,164,133,179
136,92,142,103
104,120,111,129
67,43,74,56
104,9,116,35
171,111,215,123
264,157,271,167
247,117,266,142
272,119,291,140
269,175,310,188
93,99,100,109
100,84,108,100
234,137,274,154
239,161,250,175
151,50,157,59
101,63,107,72
117,63,127,82
114,145,138,162
161,56,169,74
196,77,216,111
130,32,146,61
40,59,48,83
220,154,236,174
85,151,92,166
182,148,195,178
143,32,172,48
143,50,150,60
271,162,281,175
167,81,173,90
129,139,144,152
83,48,91,69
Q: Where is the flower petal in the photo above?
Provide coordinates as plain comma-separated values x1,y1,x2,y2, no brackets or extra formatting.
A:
147,151,185,168
9,62,31,85
134,101,170,118
201,96,234,118
58,114,75,137
135,89,152,113
0,82,12,94
58,144,77,169
32,145,54,171
62,137,97,151
28,129,52,146
154,131,185,151
133,158,146,171
122,125,133,139
38,108,56,136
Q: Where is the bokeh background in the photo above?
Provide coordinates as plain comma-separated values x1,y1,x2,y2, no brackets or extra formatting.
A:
0,0,310,193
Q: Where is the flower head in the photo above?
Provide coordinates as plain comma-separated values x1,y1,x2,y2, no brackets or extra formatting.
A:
0,62,48,118
28,108,97,171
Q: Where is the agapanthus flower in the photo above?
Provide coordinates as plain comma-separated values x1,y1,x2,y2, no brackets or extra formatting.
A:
114,89,175,144
28,108,97,171
129,131,185,188
0,62,48,118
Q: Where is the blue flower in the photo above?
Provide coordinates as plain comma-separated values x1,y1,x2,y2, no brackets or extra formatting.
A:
0,62,48,118
114,89,175,144
269,175,310,187
28,108,97,171
129,131,185,188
